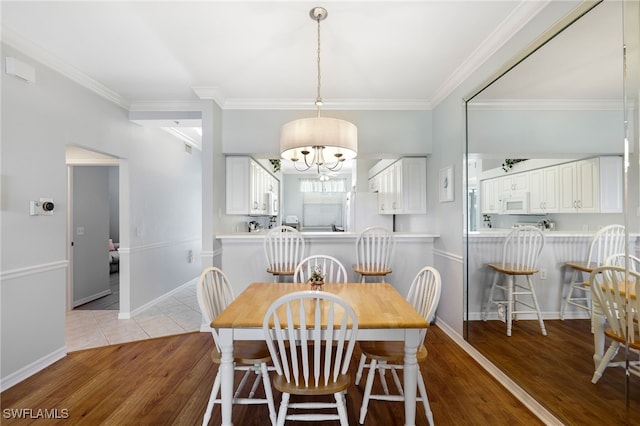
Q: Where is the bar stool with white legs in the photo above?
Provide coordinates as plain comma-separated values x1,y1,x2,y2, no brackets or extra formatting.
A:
264,225,305,282
352,226,395,283
482,226,546,337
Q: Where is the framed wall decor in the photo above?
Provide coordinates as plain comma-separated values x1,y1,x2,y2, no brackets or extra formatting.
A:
439,165,454,202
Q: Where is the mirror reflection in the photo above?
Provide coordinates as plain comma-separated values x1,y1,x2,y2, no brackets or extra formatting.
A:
465,0,640,423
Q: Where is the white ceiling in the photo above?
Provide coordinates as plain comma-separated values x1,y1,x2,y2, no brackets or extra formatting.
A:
1,1,551,110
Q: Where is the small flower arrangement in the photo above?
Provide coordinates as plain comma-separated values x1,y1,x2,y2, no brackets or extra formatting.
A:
308,265,325,290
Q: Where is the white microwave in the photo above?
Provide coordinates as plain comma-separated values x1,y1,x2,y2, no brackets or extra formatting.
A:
500,192,530,214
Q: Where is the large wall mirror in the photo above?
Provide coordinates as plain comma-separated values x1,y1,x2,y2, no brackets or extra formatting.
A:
464,0,639,422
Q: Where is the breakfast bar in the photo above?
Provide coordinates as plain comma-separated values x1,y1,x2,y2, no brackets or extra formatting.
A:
217,232,439,296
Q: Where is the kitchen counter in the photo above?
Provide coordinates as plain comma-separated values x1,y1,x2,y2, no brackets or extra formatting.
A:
216,231,440,296
217,231,438,240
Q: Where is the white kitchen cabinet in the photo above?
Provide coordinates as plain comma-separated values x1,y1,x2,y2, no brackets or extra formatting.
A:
480,178,501,214
559,158,598,213
377,166,392,214
559,156,622,213
529,166,559,214
376,157,427,215
226,156,279,216
500,172,529,193
368,173,380,193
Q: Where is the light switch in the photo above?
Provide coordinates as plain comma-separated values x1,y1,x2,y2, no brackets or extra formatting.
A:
77,227,85,236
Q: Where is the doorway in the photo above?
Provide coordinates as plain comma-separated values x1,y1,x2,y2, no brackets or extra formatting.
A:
65,146,120,312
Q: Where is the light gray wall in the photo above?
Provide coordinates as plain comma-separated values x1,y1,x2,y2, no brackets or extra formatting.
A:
108,166,119,241
222,109,433,158
1,44,202,388
429,0,583,334
72,166,110,304
468,108,625,157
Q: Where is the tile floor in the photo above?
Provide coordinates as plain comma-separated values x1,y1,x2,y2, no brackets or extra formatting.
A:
66,282,203,352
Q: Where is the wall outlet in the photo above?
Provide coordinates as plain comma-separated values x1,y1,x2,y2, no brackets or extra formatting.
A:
582,224,589,231
539,269,547,280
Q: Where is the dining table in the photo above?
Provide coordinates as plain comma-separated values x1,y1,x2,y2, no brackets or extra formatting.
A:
211,282,430,426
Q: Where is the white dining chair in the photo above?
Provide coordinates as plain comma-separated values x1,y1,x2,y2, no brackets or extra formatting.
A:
604,252,640,271
589,265,640,384
353,226,395,283
264,225,306,282
196,267,277,426
354,266,441,426
482,226,546,337
262,290,359,426
561,224,626,323
294,254,348,284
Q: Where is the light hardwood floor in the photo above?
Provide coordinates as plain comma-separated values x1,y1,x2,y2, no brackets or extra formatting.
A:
1,326,541,425
468,319,640,425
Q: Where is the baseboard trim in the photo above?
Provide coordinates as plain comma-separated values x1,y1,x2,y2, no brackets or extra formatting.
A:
73,289,112,308
0,347,66,392
118,278,198,320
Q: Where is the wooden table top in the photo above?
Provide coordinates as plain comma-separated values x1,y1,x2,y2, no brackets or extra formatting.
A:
212,282,429,330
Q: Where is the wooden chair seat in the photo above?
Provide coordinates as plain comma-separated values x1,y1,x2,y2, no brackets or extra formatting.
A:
273,371,351,396
487,263,537,275
266,267,295,276
211,340,272,365
604,328,640,350
359,341,428,363
353,264,392,276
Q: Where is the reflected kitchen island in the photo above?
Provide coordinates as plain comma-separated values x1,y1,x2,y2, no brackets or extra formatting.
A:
216,232,439,297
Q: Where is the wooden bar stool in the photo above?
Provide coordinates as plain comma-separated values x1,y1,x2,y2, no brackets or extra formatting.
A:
352,226,395,283
263,225,305,282
482,226,546,337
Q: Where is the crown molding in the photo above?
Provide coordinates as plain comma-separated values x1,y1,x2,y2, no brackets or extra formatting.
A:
1,27,130,109
430,0,550,107
467,98,623,111
219,97,432,111
191,86,225,108
128,100,207,112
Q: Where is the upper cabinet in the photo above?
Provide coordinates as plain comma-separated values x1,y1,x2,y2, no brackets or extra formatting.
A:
480,156,622,215
480,178,502,214
529,166,559,214
226,156,279,216
558,156,622,213
370,157,427,215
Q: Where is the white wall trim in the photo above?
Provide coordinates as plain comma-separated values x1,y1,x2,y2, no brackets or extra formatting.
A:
201,248,223,260
118,236,201,254
118,277,197,320
72,289,112,308
432,248,463,263
468,98,623,111
436,320,563,426
0,347,66,392
0,260,69,281
2,28,130,109
430,0,550,108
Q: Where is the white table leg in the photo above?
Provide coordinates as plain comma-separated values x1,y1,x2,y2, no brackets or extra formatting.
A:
591,299,605,368
403,328,421,426
219,328,235,426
